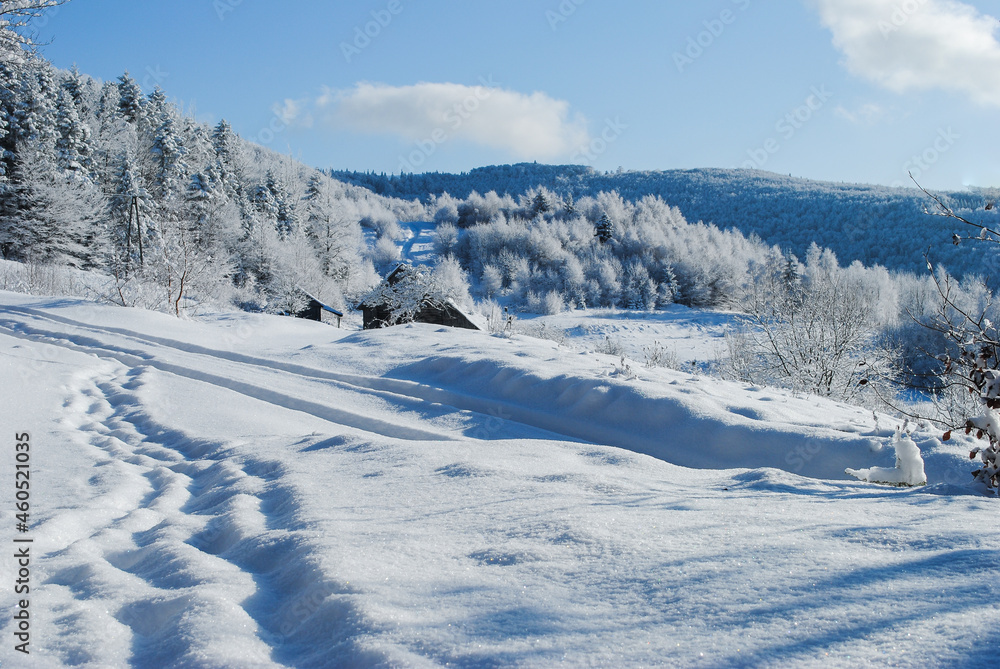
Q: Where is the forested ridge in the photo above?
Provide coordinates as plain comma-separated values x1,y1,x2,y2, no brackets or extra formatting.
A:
0,56,424,314
333,164,1000,282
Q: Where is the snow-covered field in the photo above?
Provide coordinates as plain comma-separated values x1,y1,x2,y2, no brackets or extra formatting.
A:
1,291,997,668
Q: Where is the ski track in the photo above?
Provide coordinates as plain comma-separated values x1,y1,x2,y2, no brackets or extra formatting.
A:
0,308,463,444
40,365,385,668
0,306,582,445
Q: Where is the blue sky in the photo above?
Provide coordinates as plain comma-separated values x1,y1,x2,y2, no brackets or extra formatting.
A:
35,0,1000,190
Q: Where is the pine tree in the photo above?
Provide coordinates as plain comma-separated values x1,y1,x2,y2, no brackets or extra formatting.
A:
97,80,120,119
6,139,102,267
303,172,359,280
150,112,187,199
0,103,7,183
184,166,236,258
265,170,296,239
13,59,57,150
146,86,168,127
211,119,239,194
54,87,92,177
563,192,576,218
249,170,275,219
532,191,550,217
62,64,86,113
782,252,801,286
117,71,143,123
595,212,615,244
661,264,680,304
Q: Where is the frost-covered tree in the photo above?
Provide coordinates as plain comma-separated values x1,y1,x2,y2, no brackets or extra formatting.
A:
726,244,899,402
531,191,550,217
563,192,576,218
912,184,1000,492
267,171,297,240
6,139,105,267
595,212,614,244
433,255,472,309
211,119,242,198
54,87,92,177
12,59,57,150
117,71,144,124
303,172,360,281
61,64,85,109
0,1,69,64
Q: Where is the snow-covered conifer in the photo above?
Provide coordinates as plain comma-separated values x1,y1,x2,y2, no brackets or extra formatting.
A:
531,191,550,217
595,212,615,244
151,111,188,199
54,87,92,177
117,71,144,124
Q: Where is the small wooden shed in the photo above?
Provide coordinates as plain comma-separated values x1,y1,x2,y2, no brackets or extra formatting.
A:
296,290,344,327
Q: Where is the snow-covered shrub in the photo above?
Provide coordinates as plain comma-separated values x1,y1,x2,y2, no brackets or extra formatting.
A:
724,244,901,404
480,264,503,298
431,193,460,226
432,255,472,309
597,335,625,357
481,300,515,337
516,320,568,345
906,189,1000,493
643,341,682,371
368,235,401,275
433,223,459,256
543,290,565,315
0,258,84,297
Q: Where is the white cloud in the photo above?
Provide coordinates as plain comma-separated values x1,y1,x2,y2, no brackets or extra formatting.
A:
314,81,591,159
273,98,312,128
834,102,892,125
810,0,1000,107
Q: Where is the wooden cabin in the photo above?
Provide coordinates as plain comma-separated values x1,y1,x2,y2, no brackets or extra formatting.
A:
296,290,344,327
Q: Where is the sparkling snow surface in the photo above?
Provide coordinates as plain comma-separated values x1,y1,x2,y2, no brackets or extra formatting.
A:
0,292,997,668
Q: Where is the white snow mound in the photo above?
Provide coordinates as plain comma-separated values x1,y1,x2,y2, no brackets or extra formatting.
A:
847,425,927,486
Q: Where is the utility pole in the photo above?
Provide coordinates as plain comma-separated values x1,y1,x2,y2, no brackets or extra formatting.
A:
124,194,144,269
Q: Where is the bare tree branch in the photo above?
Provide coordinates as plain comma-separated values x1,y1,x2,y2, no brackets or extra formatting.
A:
0,0,69,63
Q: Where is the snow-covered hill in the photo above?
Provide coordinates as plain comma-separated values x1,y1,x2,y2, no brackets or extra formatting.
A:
0,293,995,667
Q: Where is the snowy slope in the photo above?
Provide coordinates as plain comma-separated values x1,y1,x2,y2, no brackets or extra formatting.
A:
0,292,996,668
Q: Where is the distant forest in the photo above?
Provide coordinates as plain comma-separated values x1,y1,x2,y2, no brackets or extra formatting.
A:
332,165,1000,283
